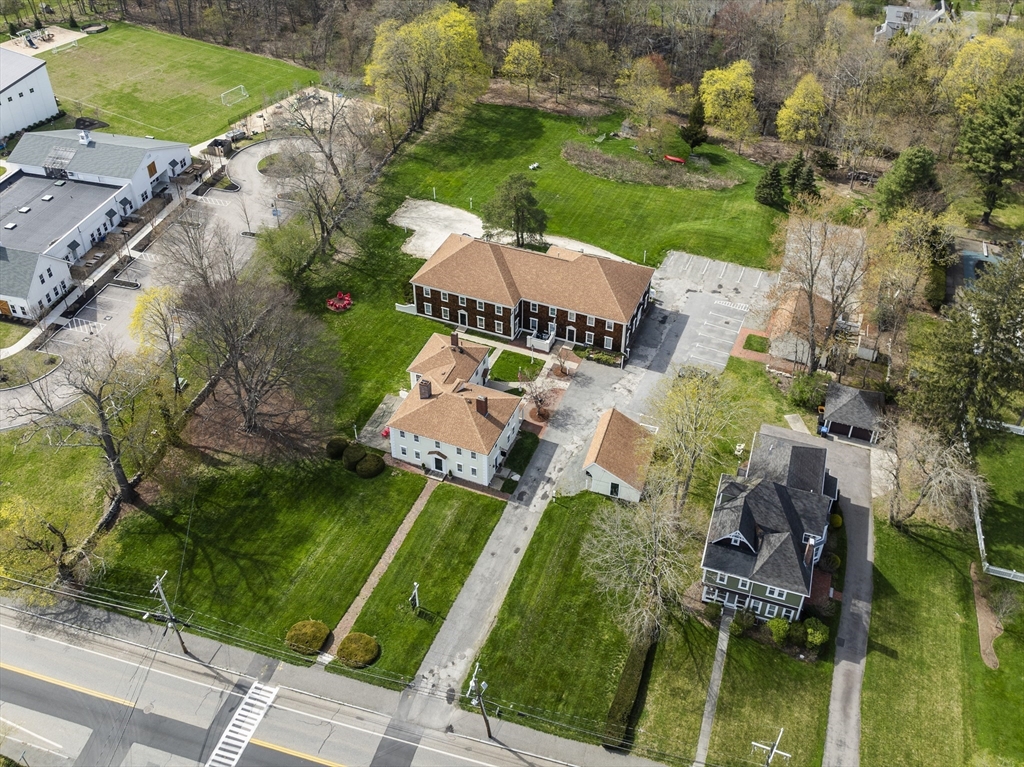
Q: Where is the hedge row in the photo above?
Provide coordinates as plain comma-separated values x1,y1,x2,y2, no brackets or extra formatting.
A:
602,640,653,749
324,438,385,478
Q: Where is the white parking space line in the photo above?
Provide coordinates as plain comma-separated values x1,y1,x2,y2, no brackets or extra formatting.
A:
755,272,763,288
736,267,745,283
695,343,730,355
709,311,742,322
689,352,726,366
718,262,727,278
685,255,694,270
701,259,710,275
0,716,63,749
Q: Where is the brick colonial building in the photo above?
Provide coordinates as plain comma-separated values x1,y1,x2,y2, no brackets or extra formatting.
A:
408,235,655,358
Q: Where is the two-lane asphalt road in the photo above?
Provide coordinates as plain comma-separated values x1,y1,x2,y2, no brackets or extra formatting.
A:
0,609,568,767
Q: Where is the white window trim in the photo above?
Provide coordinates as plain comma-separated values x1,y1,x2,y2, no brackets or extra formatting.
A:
715,571,728,585
442,307,450,320
585,331,594,345
530,318,538,330
423,287,431,297
476,299,485,311
476,316,485,329
765,586,787,600
495,306,503,316
413,435,419,442
738,578,750,590
604,336,613,350
459,296,467,306
495,321,504,334
587,315,595,326
400,446,407,456
605,319,614,331
414,450,421,460
782,608,795,621
567,311,576,321
441,291,448,301
764,603,779,618
549,306,557,317
423,304,432,315
530,301,538,312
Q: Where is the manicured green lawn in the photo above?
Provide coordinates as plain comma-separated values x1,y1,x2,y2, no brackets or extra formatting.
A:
41,23,318,145
976,432,1024,573
94,462,426,650
707,636,833,767
385,104,782,266
504,431,539,476
490,351,543,382
0,350,61,389
742,333,769,353
861,522,1024,765
0,320,30,349
331,484,504,685
0,429,106,578
473,492,631,739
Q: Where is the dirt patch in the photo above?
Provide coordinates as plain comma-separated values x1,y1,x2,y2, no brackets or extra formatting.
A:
478,79,613,118
561,141,738,191
970,562,1004,670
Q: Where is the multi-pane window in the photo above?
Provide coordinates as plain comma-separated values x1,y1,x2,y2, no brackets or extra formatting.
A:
530,318,538,330
459,296,467,306
738,578,750,590
716,571,728,584
765,586,786,600
441,292,448,301
471,467,477,477
495,306,503,316
46,268,53,278
476,316,485,329
605,319,614,331
423,304,432,315
442,308,450,320
764,604,779,618
457,463,463,473
585,331,594,345
587,315,595,326
567,311,576,321
529,301,538,312
414,450,421,460
456,447,462,455
548,306,556,317
401,447,408,456
434,441,441,448
476,300,485,311
423,287,431,297
413,435,420,443
604,337,613,350
495,322,503,334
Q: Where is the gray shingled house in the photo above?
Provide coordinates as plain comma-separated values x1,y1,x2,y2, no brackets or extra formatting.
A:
823,382,885,443
700,430,836,621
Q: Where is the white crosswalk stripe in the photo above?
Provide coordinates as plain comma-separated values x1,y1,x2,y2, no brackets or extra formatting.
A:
205,682,278,767
189,195,231,207
714,299,750,313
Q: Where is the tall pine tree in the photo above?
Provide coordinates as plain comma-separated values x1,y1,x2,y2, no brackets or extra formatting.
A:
785,150,806,191
754,163,785,207
795,164,819,198
679,98,708,148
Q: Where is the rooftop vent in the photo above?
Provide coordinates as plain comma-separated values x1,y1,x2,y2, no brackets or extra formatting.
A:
78,129,92,145
54,180,66,187
3,223,16,230
41,195,53,202
18,207,30,213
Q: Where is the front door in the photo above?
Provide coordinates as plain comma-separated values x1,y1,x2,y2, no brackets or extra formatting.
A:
566,326,576,343
433,456,444,472
458,311,468,326
548,321,557,338
724,591,739,608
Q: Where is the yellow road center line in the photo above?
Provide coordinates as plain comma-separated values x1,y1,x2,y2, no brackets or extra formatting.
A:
249,738,346,767
0,662,134,707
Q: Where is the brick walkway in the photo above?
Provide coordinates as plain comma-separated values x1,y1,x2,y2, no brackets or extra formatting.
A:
328,479,439,653
730,327,770,363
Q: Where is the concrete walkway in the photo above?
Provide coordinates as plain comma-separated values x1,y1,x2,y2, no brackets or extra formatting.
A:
785,413,812,434
694,610,734,767
327,479,439,654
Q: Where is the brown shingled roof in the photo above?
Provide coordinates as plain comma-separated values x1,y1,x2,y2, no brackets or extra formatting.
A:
407,333,490,386
583,408,653,491
390,336,521,454
411,235,654,323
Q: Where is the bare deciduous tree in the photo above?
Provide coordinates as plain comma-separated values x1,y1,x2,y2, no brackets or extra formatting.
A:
768,199,870,373
15,338,155,504
651,366,736,515
518,369,554,419
879,416,989,530
584,477,702,644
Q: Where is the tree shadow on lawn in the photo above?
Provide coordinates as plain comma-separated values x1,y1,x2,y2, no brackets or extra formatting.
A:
422,104,547,164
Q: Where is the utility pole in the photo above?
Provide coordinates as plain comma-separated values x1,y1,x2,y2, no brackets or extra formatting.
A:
150,570,190,655
752,728,791,766
468,663,493,740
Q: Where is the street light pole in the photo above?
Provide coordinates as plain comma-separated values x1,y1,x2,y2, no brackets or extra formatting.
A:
468,663,493,740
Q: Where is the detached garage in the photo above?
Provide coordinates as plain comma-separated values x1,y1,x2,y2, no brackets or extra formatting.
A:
823,382,885,443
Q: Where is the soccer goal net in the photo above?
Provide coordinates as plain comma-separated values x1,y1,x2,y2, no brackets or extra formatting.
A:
220,85,249,107
51,40,79,54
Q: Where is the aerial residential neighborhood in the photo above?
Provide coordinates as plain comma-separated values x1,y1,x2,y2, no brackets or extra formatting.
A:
0,3,1021,767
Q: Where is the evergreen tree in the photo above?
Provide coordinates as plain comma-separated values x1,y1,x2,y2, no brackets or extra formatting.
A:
481,173,548,247
785,150,805,191
754,163,785,207
875,146,938,221
679,98,707,148
795,164,819,198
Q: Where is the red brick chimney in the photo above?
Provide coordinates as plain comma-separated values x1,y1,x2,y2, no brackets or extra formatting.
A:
476,395,488,416
804,541,815,567
418,378,432,399
451,331,459,349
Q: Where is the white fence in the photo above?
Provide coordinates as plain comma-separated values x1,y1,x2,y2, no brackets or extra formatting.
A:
972,423,1024,583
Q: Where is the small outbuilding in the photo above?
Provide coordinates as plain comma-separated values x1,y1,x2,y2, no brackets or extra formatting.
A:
583,408,653,502
823,382,885,443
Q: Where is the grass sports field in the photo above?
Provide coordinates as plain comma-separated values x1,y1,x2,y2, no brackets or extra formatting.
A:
41,23,317,146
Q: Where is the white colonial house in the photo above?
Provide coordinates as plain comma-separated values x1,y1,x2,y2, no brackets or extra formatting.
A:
0,48,59,141
583,408,653,503
388,333,523,486
0,130,191,320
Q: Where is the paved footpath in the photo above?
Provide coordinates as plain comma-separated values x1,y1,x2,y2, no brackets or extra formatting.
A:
328,479,439,653
693,609,734,767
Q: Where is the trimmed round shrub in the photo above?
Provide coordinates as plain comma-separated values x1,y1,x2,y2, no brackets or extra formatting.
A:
825,553,842,572
336,632,380,668
285,620,330,655
342,443,367,470
355,454,386,478
730,608,756,636
326,437,350,460
805,617,829,649
788,620,807,648
767,617,790,645
830,513,843,529
703,602,723,622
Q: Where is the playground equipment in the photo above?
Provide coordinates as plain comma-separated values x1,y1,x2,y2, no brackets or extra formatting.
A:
326,291,352,312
